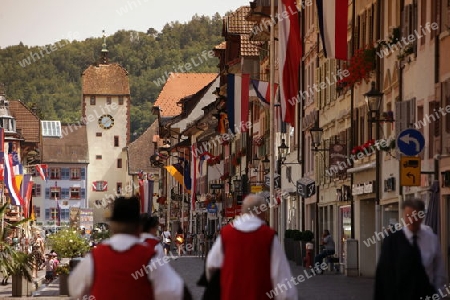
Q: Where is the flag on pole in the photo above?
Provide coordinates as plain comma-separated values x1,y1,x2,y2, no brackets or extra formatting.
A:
36,164,48,181
316,0,348,60
278,0,302,126
56,197,61,226
3,151,24,206
191,144,197,210
227,73,250,133
250,79,279,107
20,174,33,218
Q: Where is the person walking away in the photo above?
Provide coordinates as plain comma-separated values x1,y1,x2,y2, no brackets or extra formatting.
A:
44,254,54,284
313,229,335,274
69,196,184,300
161,227,172,256
52,253,59,279
175,228,185,257
140,215,164,259
206,194,298,299
374,198,447,300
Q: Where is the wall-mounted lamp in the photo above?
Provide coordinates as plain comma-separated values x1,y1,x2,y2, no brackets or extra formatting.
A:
309,125,329,152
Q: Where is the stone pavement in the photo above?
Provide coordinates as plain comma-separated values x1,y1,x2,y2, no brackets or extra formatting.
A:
6,253,374,299
171,256,375,300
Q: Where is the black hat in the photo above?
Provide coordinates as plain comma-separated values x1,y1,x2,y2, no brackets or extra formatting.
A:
110,196,140,223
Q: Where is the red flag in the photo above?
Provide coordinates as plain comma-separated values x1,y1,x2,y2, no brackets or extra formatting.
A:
36,164,48,181
278,0,302,126
191,144,197,211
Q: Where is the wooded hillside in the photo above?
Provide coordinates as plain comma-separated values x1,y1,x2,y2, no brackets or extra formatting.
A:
0,14,223,138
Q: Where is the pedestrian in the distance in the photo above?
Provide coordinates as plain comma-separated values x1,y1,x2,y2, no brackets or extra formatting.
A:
161,226,172,256
175,228,185,256
44,254,54,284
140,214,164,259
206,194,298,299
374,198,448,299
68,196,184,300
313,229,335,274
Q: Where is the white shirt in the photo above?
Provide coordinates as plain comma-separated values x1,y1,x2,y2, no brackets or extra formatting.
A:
68,234,183,300
403,224,448,290
162,231,171,243
206,215,298,300
140,233,164,259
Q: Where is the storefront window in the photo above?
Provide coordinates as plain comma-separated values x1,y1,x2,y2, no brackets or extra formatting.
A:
339,205,352,262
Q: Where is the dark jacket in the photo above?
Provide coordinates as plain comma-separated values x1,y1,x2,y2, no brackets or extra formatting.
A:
374,230,436,300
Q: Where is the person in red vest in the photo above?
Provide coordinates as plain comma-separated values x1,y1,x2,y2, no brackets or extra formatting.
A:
140,214,164,259
68,196,184,300
206,194,298,299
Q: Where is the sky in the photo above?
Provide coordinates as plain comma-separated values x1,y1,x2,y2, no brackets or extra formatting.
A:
0,0,246,48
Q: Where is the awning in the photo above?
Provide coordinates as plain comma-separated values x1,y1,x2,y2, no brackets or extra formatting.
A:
346,162,376,174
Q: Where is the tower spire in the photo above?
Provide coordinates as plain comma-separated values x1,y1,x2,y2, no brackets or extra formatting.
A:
101,30,108,64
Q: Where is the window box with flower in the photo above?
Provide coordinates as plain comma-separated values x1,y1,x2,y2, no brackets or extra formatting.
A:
338,45,376,88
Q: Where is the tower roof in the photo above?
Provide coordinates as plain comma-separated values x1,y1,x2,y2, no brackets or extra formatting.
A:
82,64,130,95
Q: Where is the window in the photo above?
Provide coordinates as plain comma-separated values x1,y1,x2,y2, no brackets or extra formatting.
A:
70,168,81,180
49,168,60,180
33,205,40,218
32,184,41,197
50,208,59,220
90,96,96,105
118,96,124,105
114,136,119,147
61,168,70,180
96,155,102,160
50,187,61,199
107,96,112,105
41,121,62,137
96,132,102,137
93,181,107,191
117,182,122,194
117,158,122,168
70,187,80,199
60,209,69,220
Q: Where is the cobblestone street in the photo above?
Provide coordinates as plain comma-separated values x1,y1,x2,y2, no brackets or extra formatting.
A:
0,254,374,299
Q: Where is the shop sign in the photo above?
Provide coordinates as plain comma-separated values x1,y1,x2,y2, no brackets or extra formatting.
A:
210,183,224,189
251,185,263,193
297,178,315,198
207,202,218,213
352,181,375,195
329,143,348,174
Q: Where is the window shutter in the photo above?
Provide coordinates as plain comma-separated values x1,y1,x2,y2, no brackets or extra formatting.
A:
315,66,320,108
403,5,411,38
45,188,50,199
362,11,367,47
369,6,374,44
330,59,336,102
61,168,70,180
321,63,326,107
81,189,86,198
354,15,360,52
395,101,403,138
412,2,418,54
81,168,86,180
409,98,416,126
446,81,450,133
62,188,69,199
326,61,331,105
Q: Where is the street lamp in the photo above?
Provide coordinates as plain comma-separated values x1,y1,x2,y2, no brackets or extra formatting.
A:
309,125,329,152
278,139,289,161
364,81,384,263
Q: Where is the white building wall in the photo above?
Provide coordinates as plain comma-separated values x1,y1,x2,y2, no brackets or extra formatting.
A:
84,96,131,222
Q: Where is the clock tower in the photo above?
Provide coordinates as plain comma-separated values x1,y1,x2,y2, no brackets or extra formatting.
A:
81,37,132,223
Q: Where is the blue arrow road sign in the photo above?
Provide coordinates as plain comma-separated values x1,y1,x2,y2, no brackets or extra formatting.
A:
397,128,425,156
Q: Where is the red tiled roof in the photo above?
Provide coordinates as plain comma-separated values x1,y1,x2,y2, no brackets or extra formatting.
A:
225,6,255,34
154,73,217,117
42,125,88,163
240,35,263,56
82,63,130,95
127,120,161,174
9,100,40,143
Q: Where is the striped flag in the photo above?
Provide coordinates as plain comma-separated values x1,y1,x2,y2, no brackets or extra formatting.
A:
191,144,197,210
3,151,24,206
56,197,61,226
36,164,48,181
20,174,33,218
278,0,302,127
316,0,348,60
227,73,250,133
250,79,279,108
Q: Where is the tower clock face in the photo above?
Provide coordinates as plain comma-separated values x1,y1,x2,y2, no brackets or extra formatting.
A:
98,114,114,129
